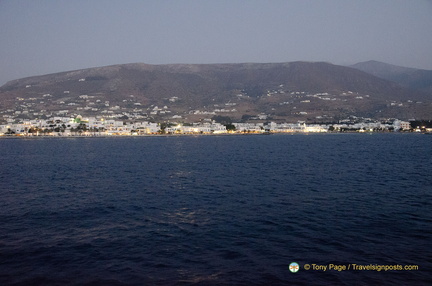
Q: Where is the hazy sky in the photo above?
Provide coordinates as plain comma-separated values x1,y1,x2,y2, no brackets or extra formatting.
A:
1,0,432,85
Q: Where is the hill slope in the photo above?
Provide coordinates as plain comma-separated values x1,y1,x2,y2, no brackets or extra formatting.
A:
1,62,431,122
350,60,432,94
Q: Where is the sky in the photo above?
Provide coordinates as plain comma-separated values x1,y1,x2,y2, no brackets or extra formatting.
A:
1,0,432,85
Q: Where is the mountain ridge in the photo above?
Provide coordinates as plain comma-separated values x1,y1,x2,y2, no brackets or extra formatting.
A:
1,61,431,123
350,60,432,94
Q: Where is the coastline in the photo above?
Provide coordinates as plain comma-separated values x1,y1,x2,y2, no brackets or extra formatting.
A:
0,131,423,139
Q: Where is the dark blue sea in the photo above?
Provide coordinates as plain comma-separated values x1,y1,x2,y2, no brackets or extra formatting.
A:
0,133,431,286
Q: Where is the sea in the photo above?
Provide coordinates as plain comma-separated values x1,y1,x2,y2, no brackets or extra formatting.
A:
0,133,431,286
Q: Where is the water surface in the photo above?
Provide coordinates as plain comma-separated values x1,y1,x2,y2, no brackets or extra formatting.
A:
0,133,431,285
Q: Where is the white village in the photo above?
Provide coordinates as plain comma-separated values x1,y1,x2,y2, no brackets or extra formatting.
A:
0,114,418,136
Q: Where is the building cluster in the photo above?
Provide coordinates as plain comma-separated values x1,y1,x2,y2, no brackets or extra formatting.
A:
0,115,416,136
3,82,426,130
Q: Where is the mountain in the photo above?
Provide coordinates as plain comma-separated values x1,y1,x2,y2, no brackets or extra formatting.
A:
350,60,432,94
1,61,431,123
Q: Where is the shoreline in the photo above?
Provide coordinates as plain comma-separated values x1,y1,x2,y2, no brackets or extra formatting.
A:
0,131,423,139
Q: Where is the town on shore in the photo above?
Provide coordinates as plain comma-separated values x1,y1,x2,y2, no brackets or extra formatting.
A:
1,115,431,137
